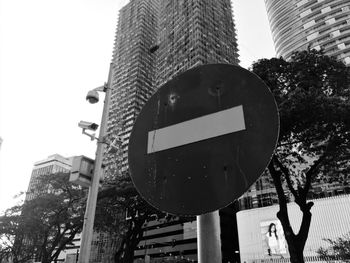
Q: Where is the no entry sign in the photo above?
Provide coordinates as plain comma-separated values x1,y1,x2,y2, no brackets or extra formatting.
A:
128,64,279,216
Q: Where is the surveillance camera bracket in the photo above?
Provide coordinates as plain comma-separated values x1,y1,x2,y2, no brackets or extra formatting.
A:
82,128,97,141
105,136,122,153
81,131,121,154
93,83,108,93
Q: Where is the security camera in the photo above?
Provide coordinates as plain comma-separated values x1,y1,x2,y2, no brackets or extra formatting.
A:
78,121,99,131
86,90,99,104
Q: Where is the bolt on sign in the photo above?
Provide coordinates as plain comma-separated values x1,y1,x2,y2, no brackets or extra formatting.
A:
128,64,279,216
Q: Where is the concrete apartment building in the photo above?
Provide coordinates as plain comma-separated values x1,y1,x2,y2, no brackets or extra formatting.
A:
97,0,239,262
264,0,350,65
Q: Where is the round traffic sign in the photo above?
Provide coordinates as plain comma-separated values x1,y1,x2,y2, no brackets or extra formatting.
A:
128,64,279,216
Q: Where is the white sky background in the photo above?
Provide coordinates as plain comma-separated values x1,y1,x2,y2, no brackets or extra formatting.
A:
0,0,275,213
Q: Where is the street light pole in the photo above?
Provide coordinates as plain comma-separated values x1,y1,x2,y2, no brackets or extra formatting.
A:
78,63,113,263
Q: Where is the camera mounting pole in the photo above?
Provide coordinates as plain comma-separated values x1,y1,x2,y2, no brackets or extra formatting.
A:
78,63,114,263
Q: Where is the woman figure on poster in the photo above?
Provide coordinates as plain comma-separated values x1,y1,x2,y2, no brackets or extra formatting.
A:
265,223,284,257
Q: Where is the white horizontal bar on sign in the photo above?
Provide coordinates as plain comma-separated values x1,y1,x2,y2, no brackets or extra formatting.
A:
147,105,246,154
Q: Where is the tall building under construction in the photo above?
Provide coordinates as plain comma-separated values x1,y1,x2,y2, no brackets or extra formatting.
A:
99,0,240,262
104,0,239,179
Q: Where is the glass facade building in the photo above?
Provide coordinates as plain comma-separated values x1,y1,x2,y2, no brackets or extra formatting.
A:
265,0,350,65
237,0,350,212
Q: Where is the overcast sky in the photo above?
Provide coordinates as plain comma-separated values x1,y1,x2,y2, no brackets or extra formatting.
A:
0,0,275,213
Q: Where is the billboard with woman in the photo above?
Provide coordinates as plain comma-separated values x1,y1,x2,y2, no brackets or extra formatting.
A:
260,220,287,257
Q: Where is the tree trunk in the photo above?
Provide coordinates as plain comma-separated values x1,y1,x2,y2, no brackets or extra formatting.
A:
114,240,125,263
276,204,313,263
114,216,146,263
269,158,314,263
12,254,18,263
121,247,134,263
41,252,50,263
289,247,305,263
114,243,135,263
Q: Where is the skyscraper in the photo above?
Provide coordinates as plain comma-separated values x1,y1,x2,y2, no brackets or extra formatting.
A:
155,0,239,87
104,0,159,179
264,0,350,65
238,0,350,212
104,0,239,180
101,0,240,262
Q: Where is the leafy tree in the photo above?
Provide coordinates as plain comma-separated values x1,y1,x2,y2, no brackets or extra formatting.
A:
0,172,85,263
96,175,179,263
317,233,350,261
251,49,350,263
0,203,35,263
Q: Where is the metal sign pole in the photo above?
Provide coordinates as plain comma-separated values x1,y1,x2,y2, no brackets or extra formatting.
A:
197,211,222,263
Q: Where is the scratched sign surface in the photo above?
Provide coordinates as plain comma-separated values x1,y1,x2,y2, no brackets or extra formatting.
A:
128,64,279,216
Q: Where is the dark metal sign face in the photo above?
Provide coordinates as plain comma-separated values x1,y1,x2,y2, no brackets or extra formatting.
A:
128,64,279,216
